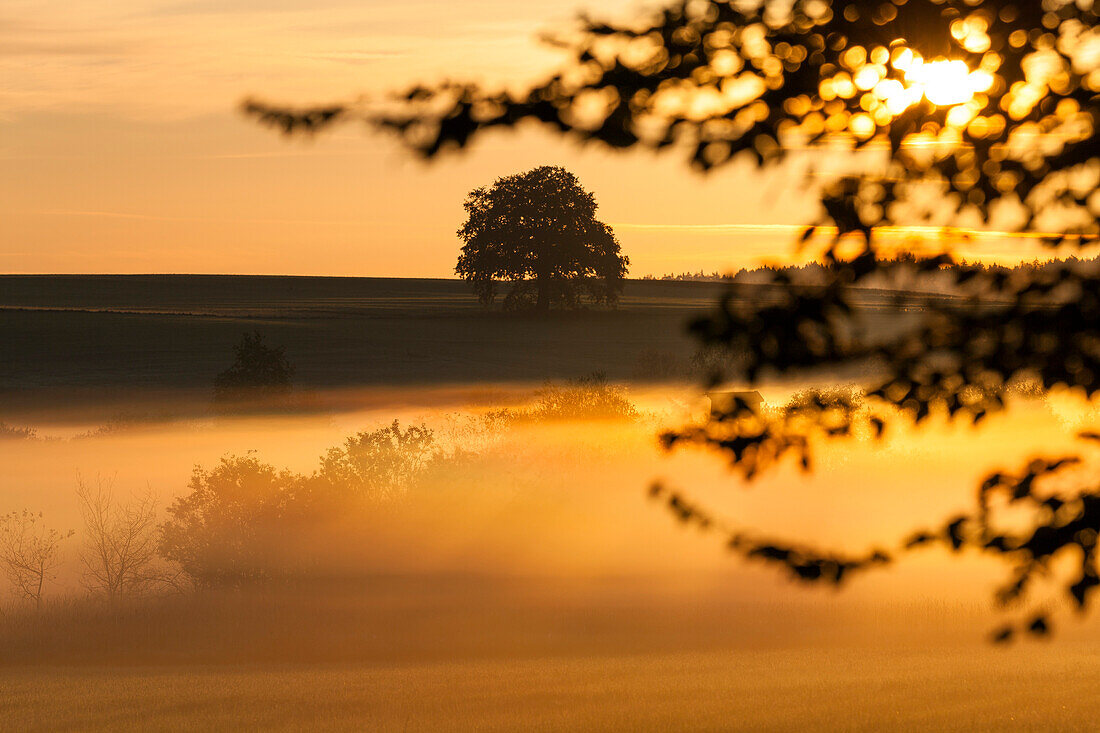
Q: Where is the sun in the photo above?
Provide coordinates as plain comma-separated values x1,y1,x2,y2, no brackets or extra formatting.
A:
904,58,991,106
889,48,993,108
837,46,997,136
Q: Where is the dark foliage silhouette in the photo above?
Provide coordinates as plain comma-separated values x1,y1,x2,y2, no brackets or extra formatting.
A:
247,0,1099,637
213,331,295,405
455,166,628,311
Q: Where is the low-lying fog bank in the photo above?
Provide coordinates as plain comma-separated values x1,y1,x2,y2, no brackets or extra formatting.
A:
2,380,1100,665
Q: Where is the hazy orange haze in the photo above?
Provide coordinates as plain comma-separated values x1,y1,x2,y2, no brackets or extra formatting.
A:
0,0,1066,276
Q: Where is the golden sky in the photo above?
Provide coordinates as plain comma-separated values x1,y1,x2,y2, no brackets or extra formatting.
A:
0,0,1061,276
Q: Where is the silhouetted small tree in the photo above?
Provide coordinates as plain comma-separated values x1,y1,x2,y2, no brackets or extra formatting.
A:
0,511,72,609
455,166,628,311
77,477,176,599
213,331,294,405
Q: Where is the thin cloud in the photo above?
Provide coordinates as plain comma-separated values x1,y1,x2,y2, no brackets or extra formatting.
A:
32,209,374,227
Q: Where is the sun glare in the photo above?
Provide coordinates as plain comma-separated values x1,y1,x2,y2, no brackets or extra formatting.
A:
888,48,994,108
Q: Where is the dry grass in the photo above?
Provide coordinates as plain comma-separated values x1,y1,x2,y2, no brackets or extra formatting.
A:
4,646,1100,731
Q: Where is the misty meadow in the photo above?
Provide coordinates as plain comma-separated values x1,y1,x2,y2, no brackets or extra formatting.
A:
3,0,1100,730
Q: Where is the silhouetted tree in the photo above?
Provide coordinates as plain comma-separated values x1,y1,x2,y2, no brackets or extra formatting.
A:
213,331,294,405
77,477,176,599
0,511,72,609
454,166,628,311
246,0,1099,638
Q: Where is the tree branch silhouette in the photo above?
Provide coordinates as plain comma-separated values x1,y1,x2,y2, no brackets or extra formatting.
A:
245,0,1100,638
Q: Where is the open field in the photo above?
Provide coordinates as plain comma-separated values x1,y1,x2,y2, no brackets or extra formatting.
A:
0,275,927,423
5,646,1100,732
3,391,1100,731
0,275,714,421
0,275,719,384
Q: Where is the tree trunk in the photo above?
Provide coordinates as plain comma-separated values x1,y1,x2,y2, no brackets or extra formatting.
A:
535,275,550,313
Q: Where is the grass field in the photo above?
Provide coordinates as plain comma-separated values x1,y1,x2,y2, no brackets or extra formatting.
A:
5,646,1100,732
0,274,924,423
0,275,718,421
0,275,719,385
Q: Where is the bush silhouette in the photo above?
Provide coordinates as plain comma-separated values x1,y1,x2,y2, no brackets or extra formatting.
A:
530,374,638,421
159,455,303,588
213,331,294,406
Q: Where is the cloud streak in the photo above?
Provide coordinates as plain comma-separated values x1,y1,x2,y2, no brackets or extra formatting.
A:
612,222,1086,241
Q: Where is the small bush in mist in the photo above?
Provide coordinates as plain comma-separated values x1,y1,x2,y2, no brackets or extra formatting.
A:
0,511,72,609
529,373,638,421
778,387,864,413
315,420,437,504
213,331,295,407
159,455,305,588
468,376,640,425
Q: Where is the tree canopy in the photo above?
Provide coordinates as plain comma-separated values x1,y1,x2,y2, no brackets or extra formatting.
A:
455,166,628,311
246,0,1100,640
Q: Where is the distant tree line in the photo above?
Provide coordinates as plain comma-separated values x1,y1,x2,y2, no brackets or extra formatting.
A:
642,254,1100,284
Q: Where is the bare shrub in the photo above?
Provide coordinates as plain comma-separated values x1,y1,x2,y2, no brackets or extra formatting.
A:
0,511,72,609
529,373,638,421
77,476,178,599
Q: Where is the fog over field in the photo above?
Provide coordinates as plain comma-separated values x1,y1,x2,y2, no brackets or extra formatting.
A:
3,281,1100,727
6,0,1100,724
